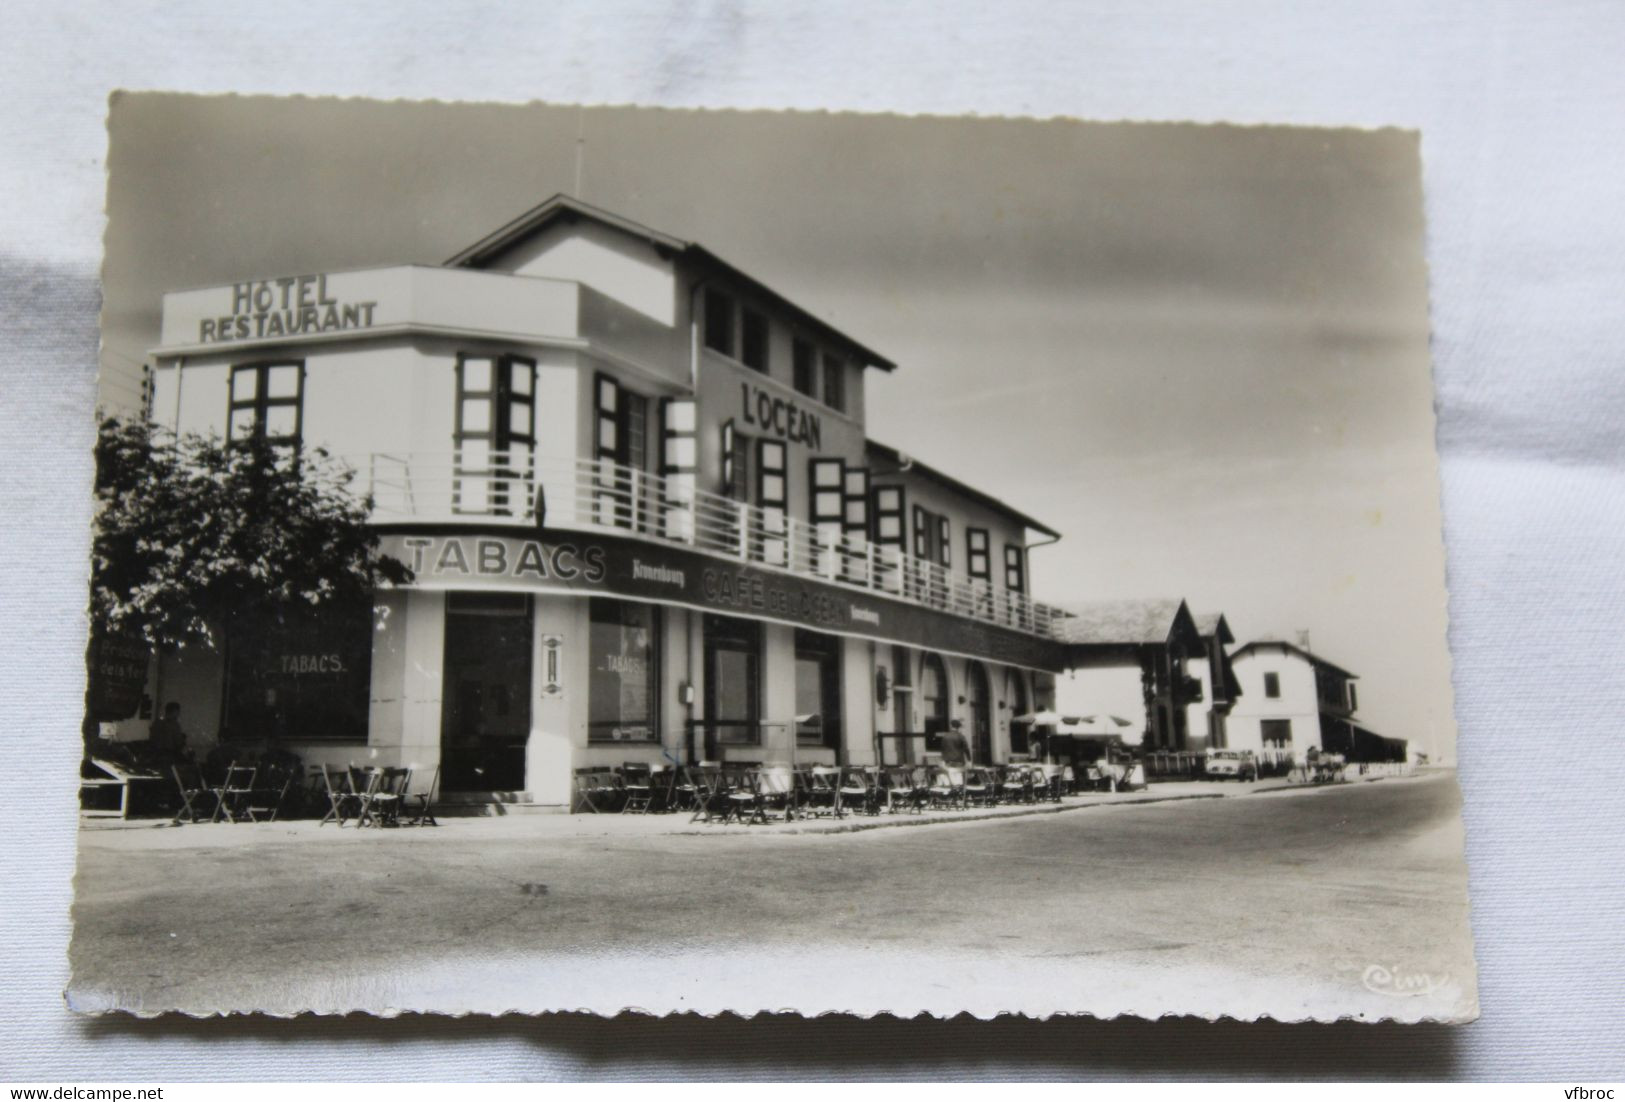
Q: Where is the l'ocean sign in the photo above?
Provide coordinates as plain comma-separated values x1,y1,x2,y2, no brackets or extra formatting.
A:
376,529,1067,671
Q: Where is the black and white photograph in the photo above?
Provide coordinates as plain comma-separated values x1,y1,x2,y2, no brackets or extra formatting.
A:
69,95,1475,1022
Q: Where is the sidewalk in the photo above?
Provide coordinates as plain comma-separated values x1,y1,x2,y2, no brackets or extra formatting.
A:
77,768,1437,851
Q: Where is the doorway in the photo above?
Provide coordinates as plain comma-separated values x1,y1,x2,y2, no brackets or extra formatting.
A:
440,591,533,792
966,661,992,763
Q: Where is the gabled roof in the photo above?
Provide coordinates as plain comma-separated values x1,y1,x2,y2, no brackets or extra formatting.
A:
1231,639,1358,680
1194,612,1235,644
865,440,1060,539
446,193,897,371
1051,598,1198,648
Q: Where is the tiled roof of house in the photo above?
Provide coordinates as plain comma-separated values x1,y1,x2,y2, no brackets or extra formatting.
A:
1051,598,1188,645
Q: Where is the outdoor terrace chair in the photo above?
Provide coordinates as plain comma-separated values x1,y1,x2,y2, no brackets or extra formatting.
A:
883,765,928,814
686,764,730,823
316,763,360,826
400,765,440,826
620,763,654,814
243,763,296,823
1000,764,1036,805
800,765,841,817
171,762,218,824
927,765,967,811
358,766,410,827
572,767,622,813
963,766,995,808
745,764,798,824
211,763,257,823
838,766,882,816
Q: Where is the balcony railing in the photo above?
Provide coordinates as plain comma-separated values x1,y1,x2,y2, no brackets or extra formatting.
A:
351,451,1068,639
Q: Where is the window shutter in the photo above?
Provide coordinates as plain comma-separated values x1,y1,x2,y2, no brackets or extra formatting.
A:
810,458,846,579
842,466,870,582
593,374,630,527
871,485,906,593
757,439,788,567
659,398,697,542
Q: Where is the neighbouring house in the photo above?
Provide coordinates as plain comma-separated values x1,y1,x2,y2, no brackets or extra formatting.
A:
1052,598,1206,752
1186,612,1242,752
1226,640,1405,765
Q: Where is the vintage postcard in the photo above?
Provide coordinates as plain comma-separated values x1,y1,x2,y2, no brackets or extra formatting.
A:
70,94,1476,1021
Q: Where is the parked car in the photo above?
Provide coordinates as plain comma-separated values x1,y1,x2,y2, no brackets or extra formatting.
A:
1204,749,1258,781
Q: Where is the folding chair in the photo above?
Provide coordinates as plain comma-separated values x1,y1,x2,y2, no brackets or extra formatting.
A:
572,767,621,813
834,766,872,817
401,764,440,826
316,763,360,826
884,765,927,814
686,764,729,823
801,766,840,817
171,762,217,824
620,763,654,814
243,763,295,823
360,766,410,827
746,764,797,824
211,763,257,823
963,766,995,808
928,765,966,810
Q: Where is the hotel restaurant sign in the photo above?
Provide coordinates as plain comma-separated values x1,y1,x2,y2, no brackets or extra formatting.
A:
377,528,1068,672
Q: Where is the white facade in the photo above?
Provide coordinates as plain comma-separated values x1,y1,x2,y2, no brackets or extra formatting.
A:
1227,645,1329,762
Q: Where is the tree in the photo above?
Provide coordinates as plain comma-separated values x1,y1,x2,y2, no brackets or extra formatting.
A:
90,416,412,651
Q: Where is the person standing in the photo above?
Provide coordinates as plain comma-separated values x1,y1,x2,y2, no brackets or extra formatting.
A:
147,702,190,761
939,718,972,768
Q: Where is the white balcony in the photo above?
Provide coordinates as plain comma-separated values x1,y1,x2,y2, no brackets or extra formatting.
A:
349,451,1067,639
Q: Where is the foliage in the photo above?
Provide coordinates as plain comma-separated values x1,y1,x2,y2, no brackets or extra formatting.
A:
90,416,412,649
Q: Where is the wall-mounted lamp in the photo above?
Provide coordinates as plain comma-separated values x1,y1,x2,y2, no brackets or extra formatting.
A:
678,681,695,706
875,667,890,708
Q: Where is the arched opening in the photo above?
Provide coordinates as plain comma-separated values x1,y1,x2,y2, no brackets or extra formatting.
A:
920,652,950,753
965,661,992,763
1006,668,1031,757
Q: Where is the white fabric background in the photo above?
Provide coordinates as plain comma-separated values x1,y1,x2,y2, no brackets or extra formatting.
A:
3,0,1622,1081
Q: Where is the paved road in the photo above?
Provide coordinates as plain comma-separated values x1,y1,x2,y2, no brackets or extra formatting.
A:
69,773,1476,1021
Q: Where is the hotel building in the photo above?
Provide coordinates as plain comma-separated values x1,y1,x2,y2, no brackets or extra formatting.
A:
139,196,1076,807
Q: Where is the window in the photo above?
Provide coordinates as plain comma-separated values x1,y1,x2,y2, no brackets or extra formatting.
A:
228,361,304,447
756,439,788,566
1006,669,1031,755
1003,543,1026,594
821,353,846,413
741,308,770,373
721,421,750,501
1261,718,1293,747
456,354,536,515
223,598,373,741
842,465,870,581
937,516,951,569
704,615,760,747
792,339,817,398
704,289,735,357
966,529,991,582
794,630,843,749
659,399,697,542
810,458,845,578
872,485,907,593
1263,672,1281,699
588,599,660,743
1347,682,1358,712
890,644,913,725
920,653,950,751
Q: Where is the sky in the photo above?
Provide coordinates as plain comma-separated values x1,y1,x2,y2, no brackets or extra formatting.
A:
101,95,1455,759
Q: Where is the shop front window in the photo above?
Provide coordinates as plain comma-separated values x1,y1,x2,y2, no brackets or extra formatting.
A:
794,630,842,749
704,615,760,748
588,599,659,743
223,599,374,741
